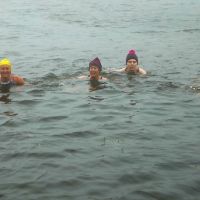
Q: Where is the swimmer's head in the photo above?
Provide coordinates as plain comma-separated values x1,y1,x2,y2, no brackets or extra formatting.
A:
126,49,138,64
89,57,102,71
0,58,12,71
0,58,12,80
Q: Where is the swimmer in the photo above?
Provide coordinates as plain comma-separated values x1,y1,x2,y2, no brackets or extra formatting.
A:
78,57,107,81
89,57,107,81
0,58,24,92
116,49,147,75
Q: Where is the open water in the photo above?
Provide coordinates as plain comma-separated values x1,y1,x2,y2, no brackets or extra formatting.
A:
0,0,200,199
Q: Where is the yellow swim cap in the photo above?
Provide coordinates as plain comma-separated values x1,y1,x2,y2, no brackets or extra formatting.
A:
0,58,12,70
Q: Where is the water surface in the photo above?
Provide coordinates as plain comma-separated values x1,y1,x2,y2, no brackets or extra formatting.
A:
0,0,200,199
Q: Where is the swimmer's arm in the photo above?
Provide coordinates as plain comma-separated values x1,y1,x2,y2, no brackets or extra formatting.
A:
101,76,107,81
12,75,25,85
139,67,147,75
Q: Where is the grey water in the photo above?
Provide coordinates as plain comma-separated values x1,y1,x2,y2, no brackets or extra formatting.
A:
0,0,200,199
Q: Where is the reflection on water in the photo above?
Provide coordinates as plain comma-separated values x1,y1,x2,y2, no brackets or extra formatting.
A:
0,82,11,93
89,80,106,92
0,94,11,104
1,0,200,199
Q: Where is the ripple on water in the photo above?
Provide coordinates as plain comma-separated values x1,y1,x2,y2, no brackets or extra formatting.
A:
118,172,157,185
26,88,46,97
155,161,189,171
1,152,65,162
15,99,42,106
39,115,68,122
134,190,180,200
178,179,200,197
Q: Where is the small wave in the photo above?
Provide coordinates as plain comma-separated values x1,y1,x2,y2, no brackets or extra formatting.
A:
39,115,68,122
61,131,99,138
1,152,65,161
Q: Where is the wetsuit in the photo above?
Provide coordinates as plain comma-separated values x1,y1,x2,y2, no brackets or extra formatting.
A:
0,75,24,92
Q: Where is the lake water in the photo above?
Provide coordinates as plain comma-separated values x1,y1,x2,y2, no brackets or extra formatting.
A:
0,0,200,199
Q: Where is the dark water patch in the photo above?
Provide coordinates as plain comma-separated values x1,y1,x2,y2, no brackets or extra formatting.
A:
1,152,65,161
42,57,66,63
74,102,92,109
89,81,107,92
144,110,169,116
0,119,19,127
63,148,85,155
61,131,99,138
135,190,180,200
0,131,36,142
14,99,42,106
88,115,115,123
183,113,200,119
156,81,180,91
0,180,82,196
177,28,200,33
86,188,111,198
72,58,89,69
0,167,13,177
155,161,189,171
0,94,11,104
99,122,132,131
118,172,157,185
157,133,179,141
1,111,18,117
39,115,68,122
178,180,200,196
165,71,182,75
26,88,45,97
46,179,82,188
129,99,137,105
165,118,183,123
88,96,104,101
33,170,48,182
30,73,60,86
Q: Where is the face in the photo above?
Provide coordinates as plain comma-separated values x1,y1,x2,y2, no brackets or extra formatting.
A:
89,65,100,80
126,59,138,73
0,65,11,80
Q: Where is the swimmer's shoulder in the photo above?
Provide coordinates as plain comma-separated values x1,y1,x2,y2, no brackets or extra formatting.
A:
138,67,147,75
